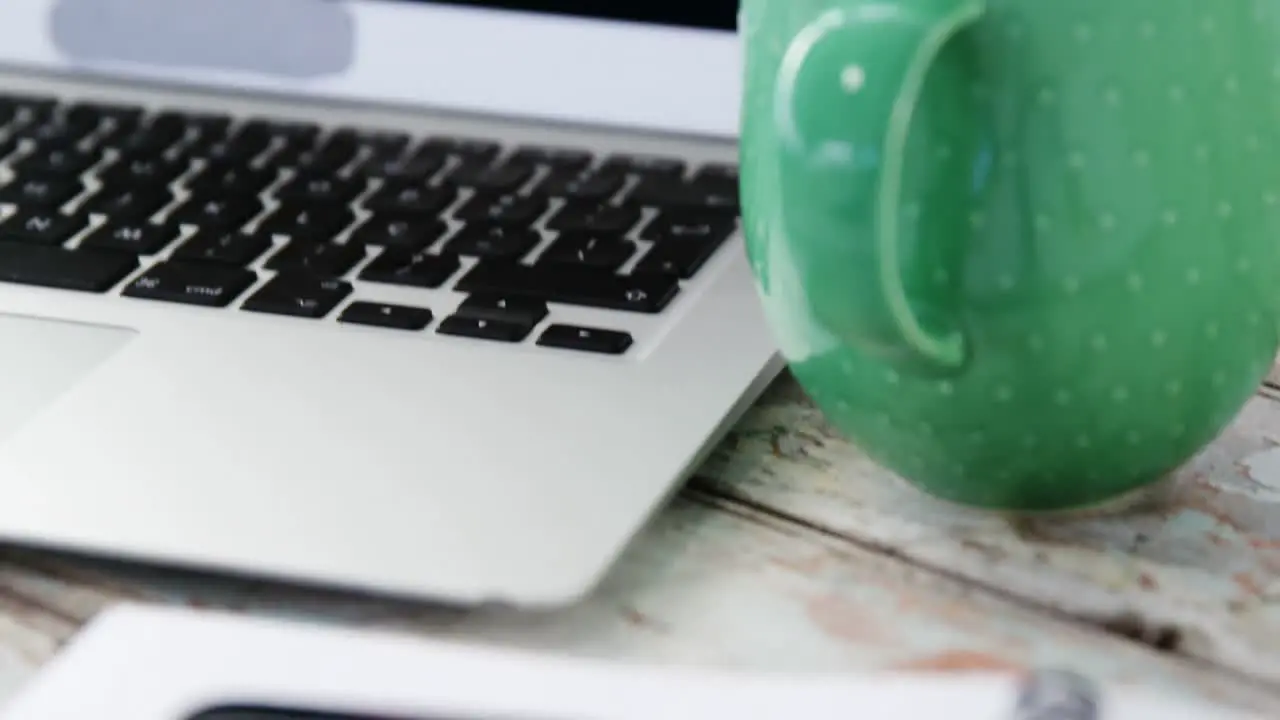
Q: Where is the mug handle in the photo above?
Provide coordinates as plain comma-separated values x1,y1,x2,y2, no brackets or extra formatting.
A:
772,0,984,375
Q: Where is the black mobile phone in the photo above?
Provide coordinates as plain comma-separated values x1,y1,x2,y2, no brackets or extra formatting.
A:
187,707,406,720
187,704,568,720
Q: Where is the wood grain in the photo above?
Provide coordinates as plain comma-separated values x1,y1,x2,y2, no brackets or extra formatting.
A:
697,371,1280,686
0,497,1276,712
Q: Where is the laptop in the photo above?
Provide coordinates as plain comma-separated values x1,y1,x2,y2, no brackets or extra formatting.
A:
0,0,783,606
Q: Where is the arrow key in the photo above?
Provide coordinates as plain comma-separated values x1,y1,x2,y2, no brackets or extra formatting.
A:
538,324,633,355
456,293,548,327
338,301,434,331
437,314,533,343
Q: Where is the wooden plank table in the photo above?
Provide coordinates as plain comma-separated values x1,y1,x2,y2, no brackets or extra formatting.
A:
0,366,1278,713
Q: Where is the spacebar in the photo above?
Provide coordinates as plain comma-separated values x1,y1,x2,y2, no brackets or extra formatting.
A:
0,241,140,293
455,261,680,313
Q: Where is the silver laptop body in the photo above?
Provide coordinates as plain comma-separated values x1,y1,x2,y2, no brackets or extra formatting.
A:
0,0,782,606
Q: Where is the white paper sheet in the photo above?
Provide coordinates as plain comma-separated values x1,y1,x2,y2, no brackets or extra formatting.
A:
0,603,1261,720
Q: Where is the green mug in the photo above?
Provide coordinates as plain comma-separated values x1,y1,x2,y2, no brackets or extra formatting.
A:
739,0,1280,512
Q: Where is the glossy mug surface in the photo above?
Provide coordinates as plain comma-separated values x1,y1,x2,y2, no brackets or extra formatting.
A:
740,0,1280,511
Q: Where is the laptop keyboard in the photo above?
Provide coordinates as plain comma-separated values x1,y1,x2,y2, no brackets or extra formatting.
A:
0,93,740,356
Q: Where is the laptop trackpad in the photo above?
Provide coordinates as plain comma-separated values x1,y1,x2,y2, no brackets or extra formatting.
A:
0,314,136,443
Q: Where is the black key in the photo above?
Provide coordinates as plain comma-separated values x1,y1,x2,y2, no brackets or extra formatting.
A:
628,176,739,211
0,94,53,127
258,203,356,240
0,136,22,161
104,136,173,160
625,176,697,208
456,293,548,326
145,113,196,141
182,112,234,136
446,224,541,260
0,103,20,127
447,162,534,194
357,153,445,183
171,193,264,230
24,121,92,150
694,163,738,183
172,117,234,158
689,175,742,211
509,145,594,171
540,232,635,271
264,119,322,141
454,193,548,226
80,187,174,222
150,111,231,145
281,130,358,173
81,221,181,255
268,122,325,159
437,315,532,343
64,102,143,131
239,119,320,149
456,261,679,313
59,107,106,133
359,248,461,289
0,95,56,126
688,175,740,209
364,181,457,216
642,208,736,242
172,230,273,266
86,118,142,148
241,273,352,319
355,129,412,158
275,121,324,144
177,126,231,159
137,111,191,139
275,173,366,205
338,301,433,331
634,235,722,278
98,154,188,187
123,260,257,307
0,177,83,208
109,126,185,157
199,133,272,166
0,241,138,292
13,146,101,177
600,154,686,178
416,136,501,162
349,214,447,250
286,146,356,174
0,209,89,245
538,324,634,355
187,162,277,196
266,241,364,276
533,169,625,203
546,201,641,235
313,126,361,148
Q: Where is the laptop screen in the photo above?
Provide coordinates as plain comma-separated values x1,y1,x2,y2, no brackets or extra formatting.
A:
405,1,737,31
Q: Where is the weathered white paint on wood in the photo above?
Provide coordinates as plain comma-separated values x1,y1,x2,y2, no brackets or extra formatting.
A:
698,372,1280,685
0,498,1275,712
